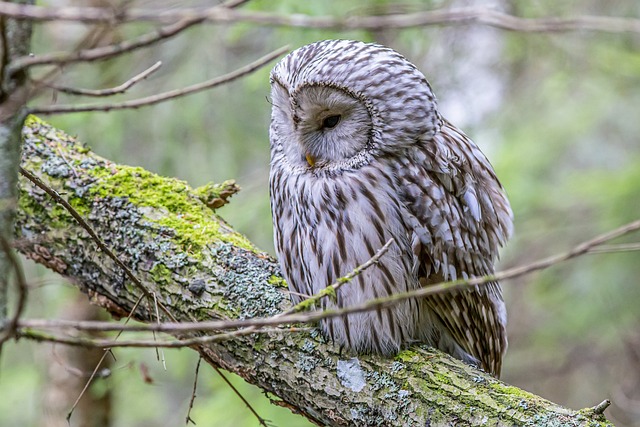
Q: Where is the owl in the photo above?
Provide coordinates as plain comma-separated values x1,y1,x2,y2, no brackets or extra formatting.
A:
268,40,513,376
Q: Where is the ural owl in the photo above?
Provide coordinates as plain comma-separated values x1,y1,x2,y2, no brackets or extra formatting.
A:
268,40,513,376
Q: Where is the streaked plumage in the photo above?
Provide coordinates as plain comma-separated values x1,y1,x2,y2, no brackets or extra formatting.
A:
268,40,513,376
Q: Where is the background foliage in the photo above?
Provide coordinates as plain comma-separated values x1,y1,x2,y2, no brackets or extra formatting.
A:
1,0,639,426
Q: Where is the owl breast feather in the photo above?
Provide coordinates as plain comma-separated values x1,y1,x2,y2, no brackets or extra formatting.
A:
270,159,434,355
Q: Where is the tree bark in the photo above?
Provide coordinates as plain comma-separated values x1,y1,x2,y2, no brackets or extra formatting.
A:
13,116,614,427
0,0,33,340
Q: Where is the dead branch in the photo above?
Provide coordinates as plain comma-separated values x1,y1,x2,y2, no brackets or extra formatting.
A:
185,356,201,425
35,61,161,97
8,18,202,74
66,294,143,423
27,46,288,115
0,3,638,34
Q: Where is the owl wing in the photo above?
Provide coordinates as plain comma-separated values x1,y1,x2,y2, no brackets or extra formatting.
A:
397,120,513,376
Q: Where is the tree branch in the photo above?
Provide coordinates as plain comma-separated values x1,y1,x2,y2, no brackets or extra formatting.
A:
4,0,254,75
35,61,161,97
12,117,616,426
0,3,638,34
27,46,288,115
8,18,201,75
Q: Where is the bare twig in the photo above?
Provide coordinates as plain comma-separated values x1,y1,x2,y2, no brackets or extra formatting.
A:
0,235,28,346
22,15,123,103
27,46,289,115
8,18,201,74
185,356,202,425
15,219,640,349
212,366,271,427
221,0,254,8
281,238,395,315
587,242,640,254
67,294,145,423
152,292,166,370
0,4,638,34
18,327,306,349
39,61,161,97
67,348,114,422
6,0,252,74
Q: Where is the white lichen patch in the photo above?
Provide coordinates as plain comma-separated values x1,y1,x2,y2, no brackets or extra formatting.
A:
337,358,366,392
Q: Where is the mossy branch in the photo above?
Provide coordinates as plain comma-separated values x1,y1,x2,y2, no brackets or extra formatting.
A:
13,116,615,427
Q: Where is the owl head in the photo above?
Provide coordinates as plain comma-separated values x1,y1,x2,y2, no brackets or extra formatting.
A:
270,40,442,168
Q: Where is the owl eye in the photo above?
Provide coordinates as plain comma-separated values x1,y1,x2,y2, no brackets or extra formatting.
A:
322,115,341,129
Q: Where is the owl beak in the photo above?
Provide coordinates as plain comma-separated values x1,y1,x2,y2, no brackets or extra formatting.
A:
305,153,316,167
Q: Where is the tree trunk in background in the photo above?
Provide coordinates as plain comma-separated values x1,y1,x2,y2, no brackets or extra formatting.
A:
41,294,112,427
0,0,33,345
0,117,24,320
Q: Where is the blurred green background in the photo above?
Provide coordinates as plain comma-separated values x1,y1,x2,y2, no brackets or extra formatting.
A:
1,0,639,426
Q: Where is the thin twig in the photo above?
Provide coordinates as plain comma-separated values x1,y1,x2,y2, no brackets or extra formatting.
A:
40,61,161,97
0,235,28,346
54,146,79,177
12,219,640,350
281,238,395,315
15,219,640,343
18,167,172,318
27,46,289,115
18,327,308,349
221,0,254,8
8,18,201,74
153,292,166,370
587,242,640,254
185,356,202,425
212,366,271,427
23,14,121,103
67,294,145,423
67,349,113,422
0,4,638,34
7,0,251,74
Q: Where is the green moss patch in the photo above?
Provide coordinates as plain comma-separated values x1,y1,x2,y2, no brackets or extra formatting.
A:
22,116,256,254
